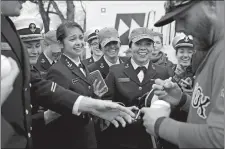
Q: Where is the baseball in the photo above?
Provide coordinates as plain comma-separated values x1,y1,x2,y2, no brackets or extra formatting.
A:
151,100,170,109
1,55,12,79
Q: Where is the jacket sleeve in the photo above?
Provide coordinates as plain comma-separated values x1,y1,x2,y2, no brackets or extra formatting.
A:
30,67,79,115
158,59,224,148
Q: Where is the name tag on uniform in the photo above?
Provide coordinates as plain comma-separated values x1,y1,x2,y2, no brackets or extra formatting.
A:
1,42,12,51
118,78,130,82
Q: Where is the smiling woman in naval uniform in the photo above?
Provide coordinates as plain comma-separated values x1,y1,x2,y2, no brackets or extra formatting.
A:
46,21,106,149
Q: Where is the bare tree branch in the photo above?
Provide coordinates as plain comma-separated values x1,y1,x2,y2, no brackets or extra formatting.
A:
79,0,86,31
48,11,59,15
46,1,52,14
38,0,50,32
51,1,66,22
80,0,86,14
66,1,75,21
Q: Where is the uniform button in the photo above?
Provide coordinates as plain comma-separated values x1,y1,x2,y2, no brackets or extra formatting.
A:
30,104,33,108
138,87,142,90
88,86,91,89
138,97,141,100
28,133,31,138
29,83,32,87
25,109,29,115
24,88,28,91
30,127,32,131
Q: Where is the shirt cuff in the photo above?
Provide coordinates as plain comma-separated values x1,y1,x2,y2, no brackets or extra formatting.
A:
72,95,84,116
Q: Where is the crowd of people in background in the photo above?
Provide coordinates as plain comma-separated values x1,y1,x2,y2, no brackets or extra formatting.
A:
1,0,224,149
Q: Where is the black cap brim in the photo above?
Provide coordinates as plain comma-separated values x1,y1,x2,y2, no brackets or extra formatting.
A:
154,1,197,27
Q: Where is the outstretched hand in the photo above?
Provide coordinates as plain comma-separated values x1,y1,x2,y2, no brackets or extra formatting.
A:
79,98,135,128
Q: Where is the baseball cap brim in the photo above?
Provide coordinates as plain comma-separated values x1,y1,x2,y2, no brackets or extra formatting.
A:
101,37,120,47
154,1,197,27
131,35,154,44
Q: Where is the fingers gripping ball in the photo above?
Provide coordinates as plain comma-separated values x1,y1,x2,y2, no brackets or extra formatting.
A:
1,55,12,79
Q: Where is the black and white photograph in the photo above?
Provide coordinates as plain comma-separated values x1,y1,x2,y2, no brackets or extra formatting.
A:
1,0,224,149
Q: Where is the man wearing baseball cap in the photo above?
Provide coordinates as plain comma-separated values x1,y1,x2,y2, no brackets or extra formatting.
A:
101,27,171,149
141,0,224,148
36,30,61,77
88,27,128,79
82,28,103,66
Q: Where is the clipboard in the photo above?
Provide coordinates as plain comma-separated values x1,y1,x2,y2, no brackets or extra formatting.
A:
89,70,108,95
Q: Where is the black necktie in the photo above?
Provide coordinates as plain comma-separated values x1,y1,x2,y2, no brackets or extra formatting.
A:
52,61,55,65
135,66,147,74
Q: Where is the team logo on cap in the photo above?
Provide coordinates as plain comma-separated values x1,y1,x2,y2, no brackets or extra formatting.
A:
29,23,36,33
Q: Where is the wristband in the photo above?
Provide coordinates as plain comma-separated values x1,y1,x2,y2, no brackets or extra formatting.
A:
154,117,166,137
177,92,187,108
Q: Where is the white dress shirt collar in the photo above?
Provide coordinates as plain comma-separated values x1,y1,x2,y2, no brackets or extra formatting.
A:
130,58,149,70
104,56,120,67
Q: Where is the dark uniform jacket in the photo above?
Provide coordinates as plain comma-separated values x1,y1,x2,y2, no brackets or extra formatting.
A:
35,52,52,77
88,56,129,79
1,15,33,149
101,59,171,149
46,54,97,149
1,16,80,149
82,56,95,66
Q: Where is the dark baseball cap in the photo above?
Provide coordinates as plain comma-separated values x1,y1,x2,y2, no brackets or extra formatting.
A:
129,27,154,44
98,27,120,47
154,0,201,27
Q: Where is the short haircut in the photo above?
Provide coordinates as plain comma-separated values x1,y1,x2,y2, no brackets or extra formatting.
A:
56,21,84,42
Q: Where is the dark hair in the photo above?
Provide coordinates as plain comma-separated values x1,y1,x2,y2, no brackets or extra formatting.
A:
153,31,163,44
56,21,84,42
